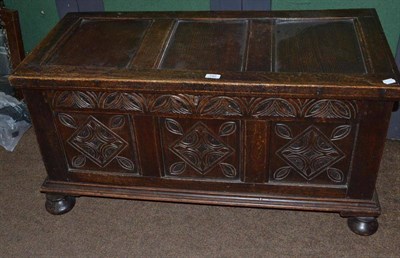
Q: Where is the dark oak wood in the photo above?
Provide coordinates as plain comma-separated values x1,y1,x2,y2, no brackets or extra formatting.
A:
0,8,25,69
0,8,25,98
9,10,400,236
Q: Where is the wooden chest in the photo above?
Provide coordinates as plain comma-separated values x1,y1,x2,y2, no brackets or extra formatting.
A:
10,10,400,236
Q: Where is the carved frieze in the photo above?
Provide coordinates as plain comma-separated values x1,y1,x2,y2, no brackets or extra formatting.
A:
48,91,358,120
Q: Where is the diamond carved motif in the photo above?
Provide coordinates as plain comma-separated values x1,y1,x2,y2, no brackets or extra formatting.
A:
68,117,128,167
170,122,234,175
277,126,344,181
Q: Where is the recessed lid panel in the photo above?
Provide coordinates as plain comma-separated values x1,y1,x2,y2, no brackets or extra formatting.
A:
274,19,366,73
159,20,248,71
45,19,151,68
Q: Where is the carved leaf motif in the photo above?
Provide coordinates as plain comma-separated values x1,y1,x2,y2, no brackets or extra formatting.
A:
180,150,201,169
327,168,344,183
275,124,293,140
305,100,353,119
55,91,96,108
110,115,125,129
152,95,192,114
252,98,296,117
58,113,78,129
72,155,86,168
165,118,184,135
273,167,291,180
116,156,135,171
169,162,186,175
219,122,237,137
102,92,145,111
331,125,351,141
55,91,73,107
331,101,352,118
199,97,242,116
220,163,237,178
75,91,97,108
103,144,120,161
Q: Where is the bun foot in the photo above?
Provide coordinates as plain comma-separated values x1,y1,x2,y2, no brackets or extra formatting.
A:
45,194,75,215
347,217,378,236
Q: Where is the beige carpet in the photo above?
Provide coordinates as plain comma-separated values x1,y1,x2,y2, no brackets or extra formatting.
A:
1,128,399,257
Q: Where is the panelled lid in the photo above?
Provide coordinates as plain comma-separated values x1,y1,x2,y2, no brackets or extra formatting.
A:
9,10,400,100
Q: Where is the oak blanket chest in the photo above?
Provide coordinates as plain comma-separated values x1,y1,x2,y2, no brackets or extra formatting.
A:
10,10,400,235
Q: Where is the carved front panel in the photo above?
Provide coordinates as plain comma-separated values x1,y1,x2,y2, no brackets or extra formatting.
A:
55,112,140,174
269,122,357,186
49,89,360,187
159,118,241,180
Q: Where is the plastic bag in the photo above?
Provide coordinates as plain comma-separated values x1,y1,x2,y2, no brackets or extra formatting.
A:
0,92,31,151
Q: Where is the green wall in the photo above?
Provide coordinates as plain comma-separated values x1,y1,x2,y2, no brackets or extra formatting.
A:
5,0,59,54
4,0,400,54
104,0,209,12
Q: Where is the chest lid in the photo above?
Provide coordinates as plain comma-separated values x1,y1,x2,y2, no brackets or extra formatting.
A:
9,10,400,100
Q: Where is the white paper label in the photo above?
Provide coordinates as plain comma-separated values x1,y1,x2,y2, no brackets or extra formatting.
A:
382,78,396,85
205,73,221,79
